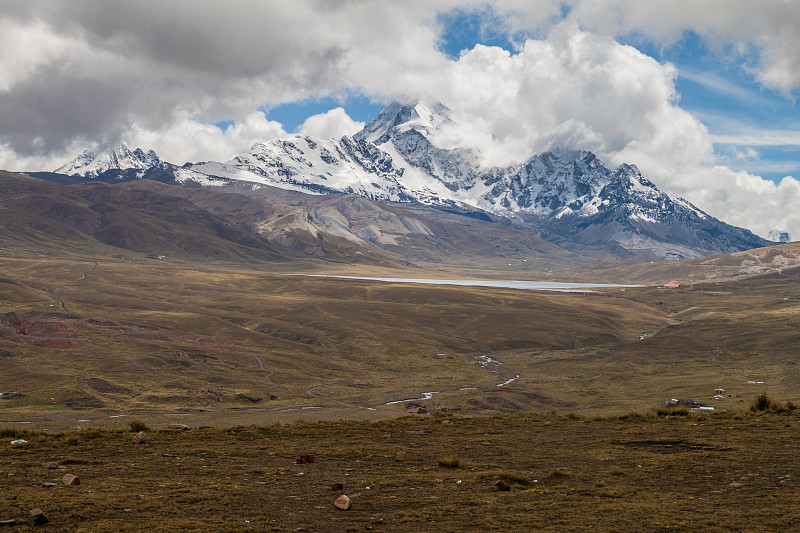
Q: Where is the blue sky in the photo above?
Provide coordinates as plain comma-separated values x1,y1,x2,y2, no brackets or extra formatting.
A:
631,32,800,184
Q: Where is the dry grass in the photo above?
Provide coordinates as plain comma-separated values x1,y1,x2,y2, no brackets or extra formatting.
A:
1,411,800,531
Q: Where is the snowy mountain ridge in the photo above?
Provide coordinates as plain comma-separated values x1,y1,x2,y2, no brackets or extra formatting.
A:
55,144,160,179
52,101,772,259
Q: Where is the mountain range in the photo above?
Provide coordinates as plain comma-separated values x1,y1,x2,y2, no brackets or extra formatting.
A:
37,100,772,262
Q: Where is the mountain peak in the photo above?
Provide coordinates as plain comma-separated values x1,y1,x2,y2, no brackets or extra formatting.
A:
355,99,451,145
55,144,161,178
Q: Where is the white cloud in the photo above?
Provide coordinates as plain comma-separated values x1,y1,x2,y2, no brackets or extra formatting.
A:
558,0,800,97
0,18,71,92
732,147,759,161
710,131,800,147
485,1,800,96
677,167,800,240
298,108,364,139
126,111,287,165
427,24,713,174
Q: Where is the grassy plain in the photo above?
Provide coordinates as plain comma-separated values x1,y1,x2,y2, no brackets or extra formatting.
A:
2,411,800,531
1,255,799,427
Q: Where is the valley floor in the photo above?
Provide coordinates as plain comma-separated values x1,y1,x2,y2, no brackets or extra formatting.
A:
2,411,799,531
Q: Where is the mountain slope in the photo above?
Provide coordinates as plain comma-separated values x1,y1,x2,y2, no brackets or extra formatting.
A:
117,179,585,269
0,171,301,263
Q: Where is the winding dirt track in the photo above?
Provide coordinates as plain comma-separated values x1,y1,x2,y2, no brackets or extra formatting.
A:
76,262,98,282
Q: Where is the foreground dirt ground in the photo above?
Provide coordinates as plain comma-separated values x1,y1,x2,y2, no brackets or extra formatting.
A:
2,411,799,532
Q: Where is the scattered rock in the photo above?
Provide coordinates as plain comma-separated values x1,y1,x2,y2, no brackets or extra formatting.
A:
494,480,510,491
395,451,406,461
334,495,351,510
0,519,17,527
42,461,60,469
28,509,47,526
730,481,743,487
331,482,344,491
132,431,149,444
42,482,57,488
62,474,79,486
295,454,314,464
167,424,190,431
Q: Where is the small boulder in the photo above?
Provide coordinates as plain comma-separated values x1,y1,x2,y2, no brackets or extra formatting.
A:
132,431,149,444
63,474,80,486
42,461,60,469
494,480,510,491
42,482,57,488
28,509,48,526
167,424,190,431
0,519,17,527
334,495,351,510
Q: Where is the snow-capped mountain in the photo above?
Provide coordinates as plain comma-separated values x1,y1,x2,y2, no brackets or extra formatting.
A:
188,136,414,202
55,144,161,178
185,101,767,258
51,101,771,259
53,144,234,187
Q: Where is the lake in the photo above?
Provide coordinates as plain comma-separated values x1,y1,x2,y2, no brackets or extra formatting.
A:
290,274,640,292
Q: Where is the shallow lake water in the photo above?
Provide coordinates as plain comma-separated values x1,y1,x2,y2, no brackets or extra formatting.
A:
292,274,640,293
